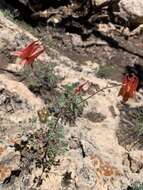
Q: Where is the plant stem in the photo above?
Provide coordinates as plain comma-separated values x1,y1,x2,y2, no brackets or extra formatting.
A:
54,111,62,128
78,83,120,105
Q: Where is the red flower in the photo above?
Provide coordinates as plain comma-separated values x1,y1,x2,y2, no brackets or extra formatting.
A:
12,41,44,67
118,74,139,102
75,81,88,94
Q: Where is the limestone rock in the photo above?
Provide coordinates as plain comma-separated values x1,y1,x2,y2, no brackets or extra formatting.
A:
119,0,143,25
0,142,20,183
0,7,143,190
76,165,96,189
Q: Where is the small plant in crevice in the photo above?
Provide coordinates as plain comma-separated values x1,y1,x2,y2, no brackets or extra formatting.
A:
19,60,59,97
55,82,88,125
14,81,120,188
24,82,89,186
96,64,114,79
1,9,37,34
18,116,67,187
1,9,15,21
48,81,121,125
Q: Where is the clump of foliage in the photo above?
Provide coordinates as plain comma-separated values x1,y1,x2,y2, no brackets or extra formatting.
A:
1,9,36,34
18,82,88,186
18,115,67,187
54,83,87,124
96,64,115,79
20,60,59,95
16,81,89,187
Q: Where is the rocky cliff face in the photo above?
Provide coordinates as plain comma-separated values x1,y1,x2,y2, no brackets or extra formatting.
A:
0,9,143,190
119,0,143,25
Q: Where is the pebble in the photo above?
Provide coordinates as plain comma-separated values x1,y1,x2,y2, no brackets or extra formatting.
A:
21,135,28,143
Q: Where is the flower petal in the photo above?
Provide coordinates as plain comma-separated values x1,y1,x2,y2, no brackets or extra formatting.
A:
19,59,28,65
75,81,88,94
12,41,40,59
118,74,139,102
28,47,45,61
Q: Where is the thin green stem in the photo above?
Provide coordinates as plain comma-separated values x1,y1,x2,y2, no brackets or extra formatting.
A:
78,84,120,105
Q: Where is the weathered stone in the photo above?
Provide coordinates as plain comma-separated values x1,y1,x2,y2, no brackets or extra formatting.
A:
0,143,20,183
84,111,106,123
71,34,83,47
80,140,97,157
119,0,143,25
77,166,96,189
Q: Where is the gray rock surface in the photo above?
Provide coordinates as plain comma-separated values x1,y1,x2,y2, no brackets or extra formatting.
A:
0,8,143,190
0,142,20,183
119,0,143,25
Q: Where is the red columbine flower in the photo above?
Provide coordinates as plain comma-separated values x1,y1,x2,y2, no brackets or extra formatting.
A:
12,41,44,67
118,74,139,102
75,81,88,94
